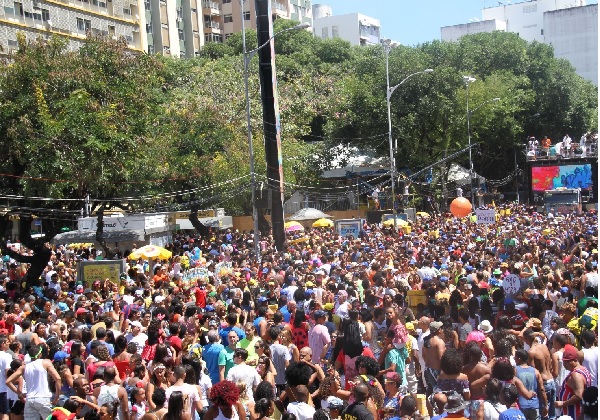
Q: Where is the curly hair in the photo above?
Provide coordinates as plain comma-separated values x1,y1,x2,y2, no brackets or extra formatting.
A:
440,348,463,375
354,356,380,377
491,357,515,381
96,345,111,362
284,362,312,387
209,380,240,407
494,339,513,358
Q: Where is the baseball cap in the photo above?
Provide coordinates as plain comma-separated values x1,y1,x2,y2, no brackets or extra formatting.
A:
314,310,327,319
560,287,569,294
53,351,69,361
327,396,344,410
562,344,578,361
493,269,502,275
324,303,334,311
430,321,443,330
75,308,89,315
57,302,69,311
504,297,514,305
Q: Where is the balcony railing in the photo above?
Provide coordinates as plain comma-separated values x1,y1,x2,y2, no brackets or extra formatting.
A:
201,0,220,11
203,21,220,29
526,142,598,161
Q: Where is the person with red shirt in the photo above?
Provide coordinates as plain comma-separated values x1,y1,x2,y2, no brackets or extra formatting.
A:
0,314,17,335
194,278,207,309
495,298,529,330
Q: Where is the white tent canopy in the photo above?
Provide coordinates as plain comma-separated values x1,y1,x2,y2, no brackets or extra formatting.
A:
447,163,486,186
287,208,333,221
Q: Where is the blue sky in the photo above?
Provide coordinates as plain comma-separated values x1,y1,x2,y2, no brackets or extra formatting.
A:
317,0,598,46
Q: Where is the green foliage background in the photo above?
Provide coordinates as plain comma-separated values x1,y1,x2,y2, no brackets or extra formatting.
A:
0,21,596,219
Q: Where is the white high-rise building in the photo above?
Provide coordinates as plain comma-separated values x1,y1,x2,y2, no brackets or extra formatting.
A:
440,0,597,85
312,4,380,46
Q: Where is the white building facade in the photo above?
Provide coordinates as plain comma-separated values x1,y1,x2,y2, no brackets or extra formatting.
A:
440,0,596,84
312,7,380,46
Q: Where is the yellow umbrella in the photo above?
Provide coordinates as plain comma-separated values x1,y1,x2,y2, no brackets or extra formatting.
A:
128,245,172,260
382,218,409,227
284,221,303,229
416,212,430,218
312,218,334,228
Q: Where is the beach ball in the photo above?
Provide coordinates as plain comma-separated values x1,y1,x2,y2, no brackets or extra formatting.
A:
450,197,472,218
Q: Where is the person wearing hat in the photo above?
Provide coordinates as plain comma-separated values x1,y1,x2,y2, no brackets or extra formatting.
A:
326,396,344,419
556,344,592,419
441,391,469,420
125,321,147,355
422,321,445,395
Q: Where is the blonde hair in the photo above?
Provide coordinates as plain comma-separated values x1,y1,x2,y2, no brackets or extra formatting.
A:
236,381,248,402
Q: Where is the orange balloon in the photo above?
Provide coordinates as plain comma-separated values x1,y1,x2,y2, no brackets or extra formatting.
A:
450,197,472,218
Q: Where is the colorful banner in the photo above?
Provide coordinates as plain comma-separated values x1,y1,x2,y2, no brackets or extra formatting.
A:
531,164,592,192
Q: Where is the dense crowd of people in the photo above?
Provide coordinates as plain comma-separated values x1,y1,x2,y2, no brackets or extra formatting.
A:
0,203,597,420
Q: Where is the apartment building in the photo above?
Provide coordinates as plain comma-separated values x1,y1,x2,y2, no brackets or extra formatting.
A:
143,0,312,57
312,4,380,46
0,0,146,54
0,0,310,57
440,0,597,84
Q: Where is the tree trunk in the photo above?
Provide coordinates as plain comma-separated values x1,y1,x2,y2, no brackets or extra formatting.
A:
189,205,209,238
2,216,52,286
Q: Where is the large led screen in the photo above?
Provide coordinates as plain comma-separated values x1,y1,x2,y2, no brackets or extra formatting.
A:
531,164,593,192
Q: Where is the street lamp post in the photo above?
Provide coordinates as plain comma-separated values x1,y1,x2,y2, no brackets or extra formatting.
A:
464,74,499,206
241,1,308,260
382,38,432,230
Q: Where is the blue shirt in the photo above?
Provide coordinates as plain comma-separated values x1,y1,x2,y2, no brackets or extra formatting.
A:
499,408,526,420
219,326,245,347
515,365,539,409
280,306,292,323
202,342,225,385
86,341,115,357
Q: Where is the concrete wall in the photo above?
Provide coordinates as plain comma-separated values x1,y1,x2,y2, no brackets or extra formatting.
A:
482,0,584,42
441,19,506,42
544,4,598,85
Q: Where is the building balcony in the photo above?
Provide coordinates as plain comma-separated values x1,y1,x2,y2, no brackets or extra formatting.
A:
272,1,287,13
201,0,220,14
203,20,220,30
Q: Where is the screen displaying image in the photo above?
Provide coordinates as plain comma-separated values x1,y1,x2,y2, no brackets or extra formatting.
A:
531,164,593,192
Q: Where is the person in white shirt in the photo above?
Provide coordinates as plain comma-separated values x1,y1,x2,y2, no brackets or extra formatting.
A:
125,321,147,355
416,317,431,389
166,366,202,419
226,348,261,401
285,385,315,420
0,337,14,420
335,290,350,320
580,330,598,387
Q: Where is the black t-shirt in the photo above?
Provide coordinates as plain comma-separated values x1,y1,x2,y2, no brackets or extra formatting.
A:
342,402,373,420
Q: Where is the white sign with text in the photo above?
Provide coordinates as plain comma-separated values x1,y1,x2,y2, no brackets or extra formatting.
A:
475,209,496,225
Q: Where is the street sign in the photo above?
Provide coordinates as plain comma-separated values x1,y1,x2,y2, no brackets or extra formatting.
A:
34,219,42,226
475,209,496,225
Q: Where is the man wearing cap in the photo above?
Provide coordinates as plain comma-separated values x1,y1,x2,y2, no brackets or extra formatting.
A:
308,310,331,364
556,344,592,419
422,321,445,395
125,321,147,355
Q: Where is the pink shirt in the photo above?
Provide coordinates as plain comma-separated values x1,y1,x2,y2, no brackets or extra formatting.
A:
308,324,331,363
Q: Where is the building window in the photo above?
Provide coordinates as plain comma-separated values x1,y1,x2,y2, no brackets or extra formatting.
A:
177,7,182,18
224,32,232,40
178,28,184,40
76,17,91,32
332,25,338,38
41,8,49,21
123,7,131,14
144,0,150,10
222,0,231,3
148,45,154,54
108,24,115,35
223,13,232,23
243,11,250,20
321,26,328,39
146,22,152,33
12,2,23,16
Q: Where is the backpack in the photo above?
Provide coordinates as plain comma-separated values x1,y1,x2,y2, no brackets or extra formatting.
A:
343,320,363,358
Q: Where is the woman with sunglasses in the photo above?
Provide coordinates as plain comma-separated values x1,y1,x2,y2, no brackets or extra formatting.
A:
256,356,276,390
382,372,404,420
